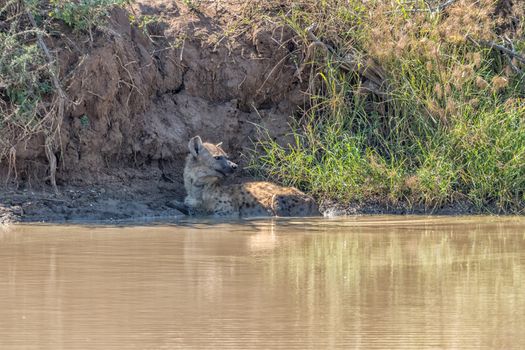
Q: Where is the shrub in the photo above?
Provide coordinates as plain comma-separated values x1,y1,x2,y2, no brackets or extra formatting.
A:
0,0,132,169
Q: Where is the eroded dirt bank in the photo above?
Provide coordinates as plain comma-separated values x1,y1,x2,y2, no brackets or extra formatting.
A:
1,1,311,222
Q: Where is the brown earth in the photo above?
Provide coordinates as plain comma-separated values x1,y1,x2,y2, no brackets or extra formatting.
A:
1,1,312,223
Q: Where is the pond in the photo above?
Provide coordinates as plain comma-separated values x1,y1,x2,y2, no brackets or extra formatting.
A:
0,216,524,349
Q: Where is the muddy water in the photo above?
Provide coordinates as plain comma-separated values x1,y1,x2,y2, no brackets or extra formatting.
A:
0,217,524,349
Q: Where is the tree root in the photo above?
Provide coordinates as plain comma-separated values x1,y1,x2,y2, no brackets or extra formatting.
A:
27,10,67,194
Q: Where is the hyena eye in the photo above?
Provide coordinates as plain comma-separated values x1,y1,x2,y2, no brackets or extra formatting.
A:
214,156,222,160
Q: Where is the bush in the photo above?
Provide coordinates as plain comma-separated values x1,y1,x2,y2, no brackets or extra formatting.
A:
0,0,131,165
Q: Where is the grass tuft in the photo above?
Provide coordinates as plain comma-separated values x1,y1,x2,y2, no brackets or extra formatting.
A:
250,0,525,213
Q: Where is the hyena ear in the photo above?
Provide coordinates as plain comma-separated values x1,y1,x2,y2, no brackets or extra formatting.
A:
188,136,204,157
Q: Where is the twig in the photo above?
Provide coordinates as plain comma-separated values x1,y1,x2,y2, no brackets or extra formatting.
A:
296,23,386,92
305,23,334,53
503,35,523,74
436,0,457,12
179,38,185,62
257,51,295,94
384,0,457,14
469,36,525,65
27,10,67,195
294,41,328,80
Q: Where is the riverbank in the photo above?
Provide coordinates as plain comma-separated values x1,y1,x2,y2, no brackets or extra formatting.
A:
0,178,185,224
1,1,524,220
0,182,492,224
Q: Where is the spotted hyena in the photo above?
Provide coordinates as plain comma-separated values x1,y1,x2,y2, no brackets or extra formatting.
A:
181,136,319,217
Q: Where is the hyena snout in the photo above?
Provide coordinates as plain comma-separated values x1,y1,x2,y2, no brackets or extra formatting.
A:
216,157,238,175
224,159,238,174
228,160,238,171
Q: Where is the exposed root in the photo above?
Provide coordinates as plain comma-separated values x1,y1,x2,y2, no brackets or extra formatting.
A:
44,137,58,194
27,10,67,194
5,147,17,186
294,41,328,82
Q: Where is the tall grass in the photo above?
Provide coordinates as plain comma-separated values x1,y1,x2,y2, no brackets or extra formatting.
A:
251,0,525,213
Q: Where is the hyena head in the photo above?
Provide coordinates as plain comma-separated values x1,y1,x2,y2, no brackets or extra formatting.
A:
184,136,238,186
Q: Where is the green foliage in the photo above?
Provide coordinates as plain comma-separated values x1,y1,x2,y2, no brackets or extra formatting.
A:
0,2,53,159
80,114,90,128
129,14,158,36
49,0,132,31
0,29,50,130
182,0,201,11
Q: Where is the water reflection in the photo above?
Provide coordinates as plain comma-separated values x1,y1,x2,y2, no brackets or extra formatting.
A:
0,217,523,349
262,218,525,349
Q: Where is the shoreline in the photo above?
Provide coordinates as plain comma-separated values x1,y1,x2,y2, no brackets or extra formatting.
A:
1,185,520,225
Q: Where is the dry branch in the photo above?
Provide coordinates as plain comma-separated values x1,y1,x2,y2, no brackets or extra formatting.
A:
503,35,523,75
296,23,386,94
468,36,525,65
436,0,457,12
27,10,66,194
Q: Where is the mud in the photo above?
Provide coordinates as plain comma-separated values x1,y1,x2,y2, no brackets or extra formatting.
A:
0,186,484,224
0,181,184,224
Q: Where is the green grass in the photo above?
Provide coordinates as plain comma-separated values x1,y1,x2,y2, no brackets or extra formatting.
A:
250,0,525,213
49,0,132,31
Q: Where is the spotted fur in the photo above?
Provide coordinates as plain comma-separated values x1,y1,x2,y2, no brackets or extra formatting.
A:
183,136,319,217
